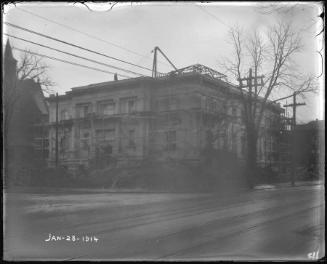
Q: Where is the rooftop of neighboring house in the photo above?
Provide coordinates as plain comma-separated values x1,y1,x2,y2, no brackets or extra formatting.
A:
18,79,49,115
4,39,16,63
4,40,48,116
297,119,325,131
46,63,283,112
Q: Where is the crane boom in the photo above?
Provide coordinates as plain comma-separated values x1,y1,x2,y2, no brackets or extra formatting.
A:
152,46,177,78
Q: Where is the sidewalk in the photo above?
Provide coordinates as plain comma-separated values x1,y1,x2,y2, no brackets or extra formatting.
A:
4,186,153,194
275,180,323,188
5,180,323,194
254,180,324,190
4,186,225,195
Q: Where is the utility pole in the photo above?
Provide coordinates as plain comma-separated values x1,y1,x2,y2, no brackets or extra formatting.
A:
238,68,264,187
283,92,305,186
238,69,264,97
55,93,59,168
152,47,157,78
237,68,264,132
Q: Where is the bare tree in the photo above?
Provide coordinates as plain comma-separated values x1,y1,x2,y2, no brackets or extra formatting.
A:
254,3,301,15
255,3,324,38
4,48,55,146
219,22,318,188
16,49,55,93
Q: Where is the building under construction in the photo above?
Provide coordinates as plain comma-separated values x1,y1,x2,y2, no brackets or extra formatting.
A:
47,64,284,171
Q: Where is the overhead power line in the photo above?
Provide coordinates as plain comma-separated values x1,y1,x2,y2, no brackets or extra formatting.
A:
5,22,156,74
5,33,145,77
12,46,131,78
15,7,171,69
197,6,229,28
16,7,150,59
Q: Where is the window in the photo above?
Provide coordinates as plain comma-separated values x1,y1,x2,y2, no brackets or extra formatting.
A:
33,138,44,151
165,113,181,126
81,140,89,151
51,109,56,123
265,117,270,129
232,132,237,153
120,97,137,114
80,131,90,152
232,106,237,116
241,136,246,156
200,95,206,109
128,129,136,149
128,99,136,113
159,96,178,111
258,138,264,159
160,97,169,110
206,97,218,113
33,137,49,159
76,103,91,118
166,130,177,151
98,100,115,115
43,138,49,158
96,129,115,143
65,129,71,147
169,97,178,110
60,131,70,154
60,109,69,120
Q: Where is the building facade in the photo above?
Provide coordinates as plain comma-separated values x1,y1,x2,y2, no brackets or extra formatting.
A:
294,120,325,179
47,65,283,171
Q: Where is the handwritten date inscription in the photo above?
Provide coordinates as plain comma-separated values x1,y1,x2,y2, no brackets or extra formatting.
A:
45,233,99,243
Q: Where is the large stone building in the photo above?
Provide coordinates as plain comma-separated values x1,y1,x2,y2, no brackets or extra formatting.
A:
47,64,283,171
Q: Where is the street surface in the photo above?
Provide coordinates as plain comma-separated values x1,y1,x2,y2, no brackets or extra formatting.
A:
3,184,325,261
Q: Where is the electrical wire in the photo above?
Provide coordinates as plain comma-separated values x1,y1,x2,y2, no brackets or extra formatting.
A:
12,46,132,78
15,7,172,69
5,22,157,74
5,33,145,77
16,7,151,60
197,6,229,28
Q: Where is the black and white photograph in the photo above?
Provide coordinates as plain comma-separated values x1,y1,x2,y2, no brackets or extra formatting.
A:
2,2,325,261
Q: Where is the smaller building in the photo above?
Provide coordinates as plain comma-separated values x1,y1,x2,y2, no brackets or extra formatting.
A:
294,119,325,179
4,40,49,186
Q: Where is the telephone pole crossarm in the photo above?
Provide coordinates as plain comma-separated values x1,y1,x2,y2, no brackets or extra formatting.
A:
238,74,265,89
283,103,306,107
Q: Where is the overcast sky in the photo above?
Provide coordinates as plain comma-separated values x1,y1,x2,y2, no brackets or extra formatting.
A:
3,2,324,123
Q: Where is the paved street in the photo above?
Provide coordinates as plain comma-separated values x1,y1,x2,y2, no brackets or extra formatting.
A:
4,184,325,261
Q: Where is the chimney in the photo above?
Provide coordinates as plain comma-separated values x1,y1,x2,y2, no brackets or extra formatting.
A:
114,73,118,81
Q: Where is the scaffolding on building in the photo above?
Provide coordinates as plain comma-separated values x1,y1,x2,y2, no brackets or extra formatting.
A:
277,110,293,175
